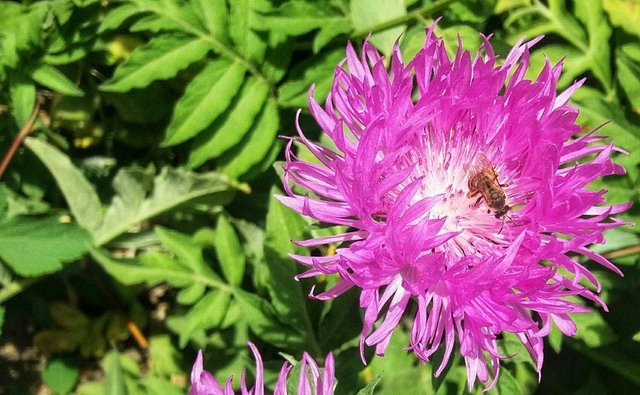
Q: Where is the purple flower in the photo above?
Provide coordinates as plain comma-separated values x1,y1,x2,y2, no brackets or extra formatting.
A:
189,342,335,395
278,23,631,389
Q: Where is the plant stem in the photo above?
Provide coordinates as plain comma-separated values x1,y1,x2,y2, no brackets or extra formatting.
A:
0,101,40,178
604,245,640,260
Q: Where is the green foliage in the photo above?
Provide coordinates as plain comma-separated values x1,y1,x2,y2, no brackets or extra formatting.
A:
43,356,81,394
0,0,639,394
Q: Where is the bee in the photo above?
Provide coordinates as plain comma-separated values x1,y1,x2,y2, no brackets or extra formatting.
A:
465,153,510,219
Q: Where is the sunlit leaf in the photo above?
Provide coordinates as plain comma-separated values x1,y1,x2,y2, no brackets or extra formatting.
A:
188,77,269,167
163,60,247,146
100,35,211,92
25,137,103,233
350,0,407,54
0,216,90,276
92,167,231,245
218,99,279,178
30,64,84,96
215,214,245,286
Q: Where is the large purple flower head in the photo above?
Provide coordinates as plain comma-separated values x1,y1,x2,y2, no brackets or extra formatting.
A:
189,342,335,395
278,23,631,389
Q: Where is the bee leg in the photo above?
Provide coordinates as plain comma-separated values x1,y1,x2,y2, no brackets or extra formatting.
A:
467,190,479,199
473,196,483,207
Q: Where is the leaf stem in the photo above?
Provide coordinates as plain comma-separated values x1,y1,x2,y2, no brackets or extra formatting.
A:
604,245,640,260
0,100,40,178
352,0,457,38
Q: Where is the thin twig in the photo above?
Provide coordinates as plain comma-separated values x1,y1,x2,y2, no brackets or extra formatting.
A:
604,245,640,260
0,101,41,178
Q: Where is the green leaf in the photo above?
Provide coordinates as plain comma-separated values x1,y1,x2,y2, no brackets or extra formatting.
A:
98,4,140,33
188,77,270,167
92,167,230,246
278,47,344,108
176,283,206,305
252,1,351,53
350,0,407,54
104,351,128,395
93,249,185,287
617,50,640,110
573,89,640,183
155,226,213,276
356,374,383,395
148,335,181,377
572,311,618,348
24,138,103,233
0,216,91,276
30,64,84,97
215,215,246,286
191,0,230,43
487,367,524,395
43,356,80,394
8,72,36,126
179,289,231,347
233,289,305,348
100,35,211,92
573,0,612,91
260,186,311,335
229,0,268,62
218,98,279,178
603,0,640,37
0,3,48,75
163,60,247,146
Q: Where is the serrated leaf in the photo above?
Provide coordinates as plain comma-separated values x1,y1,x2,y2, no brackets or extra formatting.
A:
30,64,84,97
278,47,344,108
488,367,524,395
253,1,348,39
215,215,245,286
356,374,383,395
163,60,247,146
191,0,230,43
176,283,206,305
218,98,279,178
233,289,305,348
100,35,211,92
92,167,230,246
155,226,212,275
179,289,232,347
25,138,103,233
229,0,268,62
189,77,269,167
91,248,222,288
350,0,407,54
43,356,80,394
0,216,91,276
573,89,640,183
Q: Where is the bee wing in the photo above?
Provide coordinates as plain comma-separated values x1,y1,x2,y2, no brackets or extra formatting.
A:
465,152,493,177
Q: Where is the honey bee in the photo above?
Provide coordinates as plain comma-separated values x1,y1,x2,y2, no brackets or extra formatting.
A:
465,153,510,219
